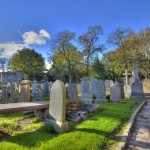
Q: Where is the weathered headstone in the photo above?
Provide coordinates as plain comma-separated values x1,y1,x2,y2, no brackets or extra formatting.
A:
142,79,150,95
110,84,121,103
65,83,69,98
35,88,42,101
49,82,53,95
81,77,92,103
46,80,68,133
2,85,8,103
19,80,31,102
69,84,77,101
91,78,106,102
123,69,131,99
41,81,49,97
77,83,81,96
9,84,15,103
31,82,37,96
130,79,145,100
130,65,145,100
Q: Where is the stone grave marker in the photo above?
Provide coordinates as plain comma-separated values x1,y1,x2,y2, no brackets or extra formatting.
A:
35,88,42,101
2,85,8,103
123,69,131,99
77,83,81,96
91,78,106,102
19,80,31,102
46,80,68,133
65,83,69,98
81,77,92,103
110,84,121,103
130,79,145,100
142,79,150,95
69,84,77,101
41,81,49,97
130,65,145,100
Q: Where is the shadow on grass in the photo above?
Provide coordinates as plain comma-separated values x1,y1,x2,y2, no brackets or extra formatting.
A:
76,128,110,136
5,124,56,148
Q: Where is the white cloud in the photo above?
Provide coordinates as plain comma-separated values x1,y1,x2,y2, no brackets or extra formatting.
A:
0,42,27,58
22,29,50,45
45,61,52,70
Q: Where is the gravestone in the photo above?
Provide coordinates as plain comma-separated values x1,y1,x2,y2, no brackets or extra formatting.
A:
130,79,145,100
41,81,49,97
19,80,31,102
65,83,69,98
142,79,150,95
46,80,68,133
69,84,77,101
2,85,8,103
110,84,121,103
35,88,42,101
81,77,92,103
77,83,81,96
9,84,15,103
130,65,145,100
105,80,114,93
31,82,37,96
123,69,131,99
129,76,135,86
91,78,106,102
49,82,53,95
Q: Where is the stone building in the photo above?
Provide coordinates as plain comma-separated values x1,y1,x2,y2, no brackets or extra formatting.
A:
0,71,23,84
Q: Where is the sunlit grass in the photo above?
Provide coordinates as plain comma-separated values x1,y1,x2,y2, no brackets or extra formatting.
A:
0,100,141,150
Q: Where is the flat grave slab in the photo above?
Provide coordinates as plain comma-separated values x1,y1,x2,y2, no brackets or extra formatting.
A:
0,102,49,114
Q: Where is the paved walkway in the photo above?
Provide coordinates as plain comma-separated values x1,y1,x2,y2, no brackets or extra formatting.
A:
127,99,150,150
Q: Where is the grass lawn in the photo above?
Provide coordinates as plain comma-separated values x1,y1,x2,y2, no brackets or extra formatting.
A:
0,100,141,150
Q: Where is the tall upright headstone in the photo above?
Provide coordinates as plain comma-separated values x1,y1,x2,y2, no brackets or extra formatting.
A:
41,81,49,97
2,85,8,103
142,79,150,95
69,84,77,101
91,78,106,102
65,83,69,98
19,80,31,102
110,84,121,103
130,65,145,100
46,80,68,133
35,88,42,101
123,69,131,99
81,77,92,103
49,82,53,95
9,84,15,103
77,83,81,96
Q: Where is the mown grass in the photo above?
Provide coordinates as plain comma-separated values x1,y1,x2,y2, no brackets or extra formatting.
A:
0,100,141,150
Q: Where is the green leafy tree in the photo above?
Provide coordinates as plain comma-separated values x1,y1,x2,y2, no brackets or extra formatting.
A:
49,30,85,82
78,25,104,77
91,57,112,80
10,48,45,79
49,45,85,82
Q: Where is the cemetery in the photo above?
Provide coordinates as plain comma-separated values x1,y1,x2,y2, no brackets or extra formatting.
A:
0,1,150,149
0,63,149,149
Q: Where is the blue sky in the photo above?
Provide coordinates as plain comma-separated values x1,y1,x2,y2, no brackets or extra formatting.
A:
0,0,150,68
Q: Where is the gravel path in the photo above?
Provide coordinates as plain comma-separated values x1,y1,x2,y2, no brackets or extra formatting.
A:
126,99,150,150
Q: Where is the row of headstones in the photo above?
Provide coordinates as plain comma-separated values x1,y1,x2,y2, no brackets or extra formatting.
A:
0,80,54,103
47,79,123,133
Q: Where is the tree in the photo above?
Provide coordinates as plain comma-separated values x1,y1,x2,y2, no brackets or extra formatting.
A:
10,48,45,79
91,57,112,80
0,57,9,72
107,27,134,47
78,25,104,77
49,45,85,82
49,30,84,82
107,27,135,69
